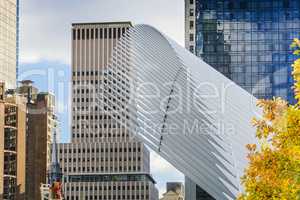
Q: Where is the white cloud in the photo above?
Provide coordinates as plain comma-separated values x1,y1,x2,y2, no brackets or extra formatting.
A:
150,151,184,197
151,151,180,174
20,0,184,64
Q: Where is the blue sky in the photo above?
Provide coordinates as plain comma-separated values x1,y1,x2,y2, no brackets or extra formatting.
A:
19,0,185,196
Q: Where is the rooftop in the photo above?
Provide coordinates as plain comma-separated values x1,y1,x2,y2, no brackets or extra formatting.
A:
72,21,132,26
19,80,34,84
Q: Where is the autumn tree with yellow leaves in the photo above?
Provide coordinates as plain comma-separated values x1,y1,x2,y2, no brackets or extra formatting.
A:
238,39,300,200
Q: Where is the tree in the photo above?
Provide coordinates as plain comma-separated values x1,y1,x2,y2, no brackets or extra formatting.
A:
238,39,300,200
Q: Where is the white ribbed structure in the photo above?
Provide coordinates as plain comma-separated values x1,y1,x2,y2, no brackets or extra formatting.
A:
102,24,261,200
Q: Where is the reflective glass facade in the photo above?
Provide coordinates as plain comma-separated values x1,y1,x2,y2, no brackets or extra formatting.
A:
185,0,300,199
187,0,300,103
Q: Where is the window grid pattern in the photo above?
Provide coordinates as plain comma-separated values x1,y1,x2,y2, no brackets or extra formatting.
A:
0,0,17,89
194,0,299,103
58,23,158,200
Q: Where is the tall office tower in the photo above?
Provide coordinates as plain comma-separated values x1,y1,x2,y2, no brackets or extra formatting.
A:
0,83,26,200
57,22,158,200
185,0,300,199
0,0,18,89
17,80,57,200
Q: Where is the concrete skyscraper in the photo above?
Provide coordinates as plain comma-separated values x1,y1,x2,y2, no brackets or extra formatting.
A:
57,22,158,200
0,0,19,89
185,0,300,199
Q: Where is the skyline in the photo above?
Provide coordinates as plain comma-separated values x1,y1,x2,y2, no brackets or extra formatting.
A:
18,0,185,196
1,0,299,199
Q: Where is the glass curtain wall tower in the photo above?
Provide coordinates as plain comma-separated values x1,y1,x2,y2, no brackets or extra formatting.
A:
185,0,300,199
186,0,300,103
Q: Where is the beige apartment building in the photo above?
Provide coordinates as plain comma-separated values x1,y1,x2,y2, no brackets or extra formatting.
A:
57,22,158,200
0,83,26,200
0,0,18,89
17,80,57,200
160,183,184,200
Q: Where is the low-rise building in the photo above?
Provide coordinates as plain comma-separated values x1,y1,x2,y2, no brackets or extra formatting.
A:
160,182,184,200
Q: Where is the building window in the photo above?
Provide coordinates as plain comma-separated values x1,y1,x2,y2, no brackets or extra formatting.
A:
190,34,194,42
91,29,94,39
82,29,85,40
118,28,121,38
109,28,112,39
77,29,80,40
190,45,194,53
240,1,248,9
104,28,107,38
189,9,194,16
95,29,98,39
100,29,103,39
190,21,194,29
73,29,76,40
87,29,90,39
113,28,116,39
190,0,194,4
